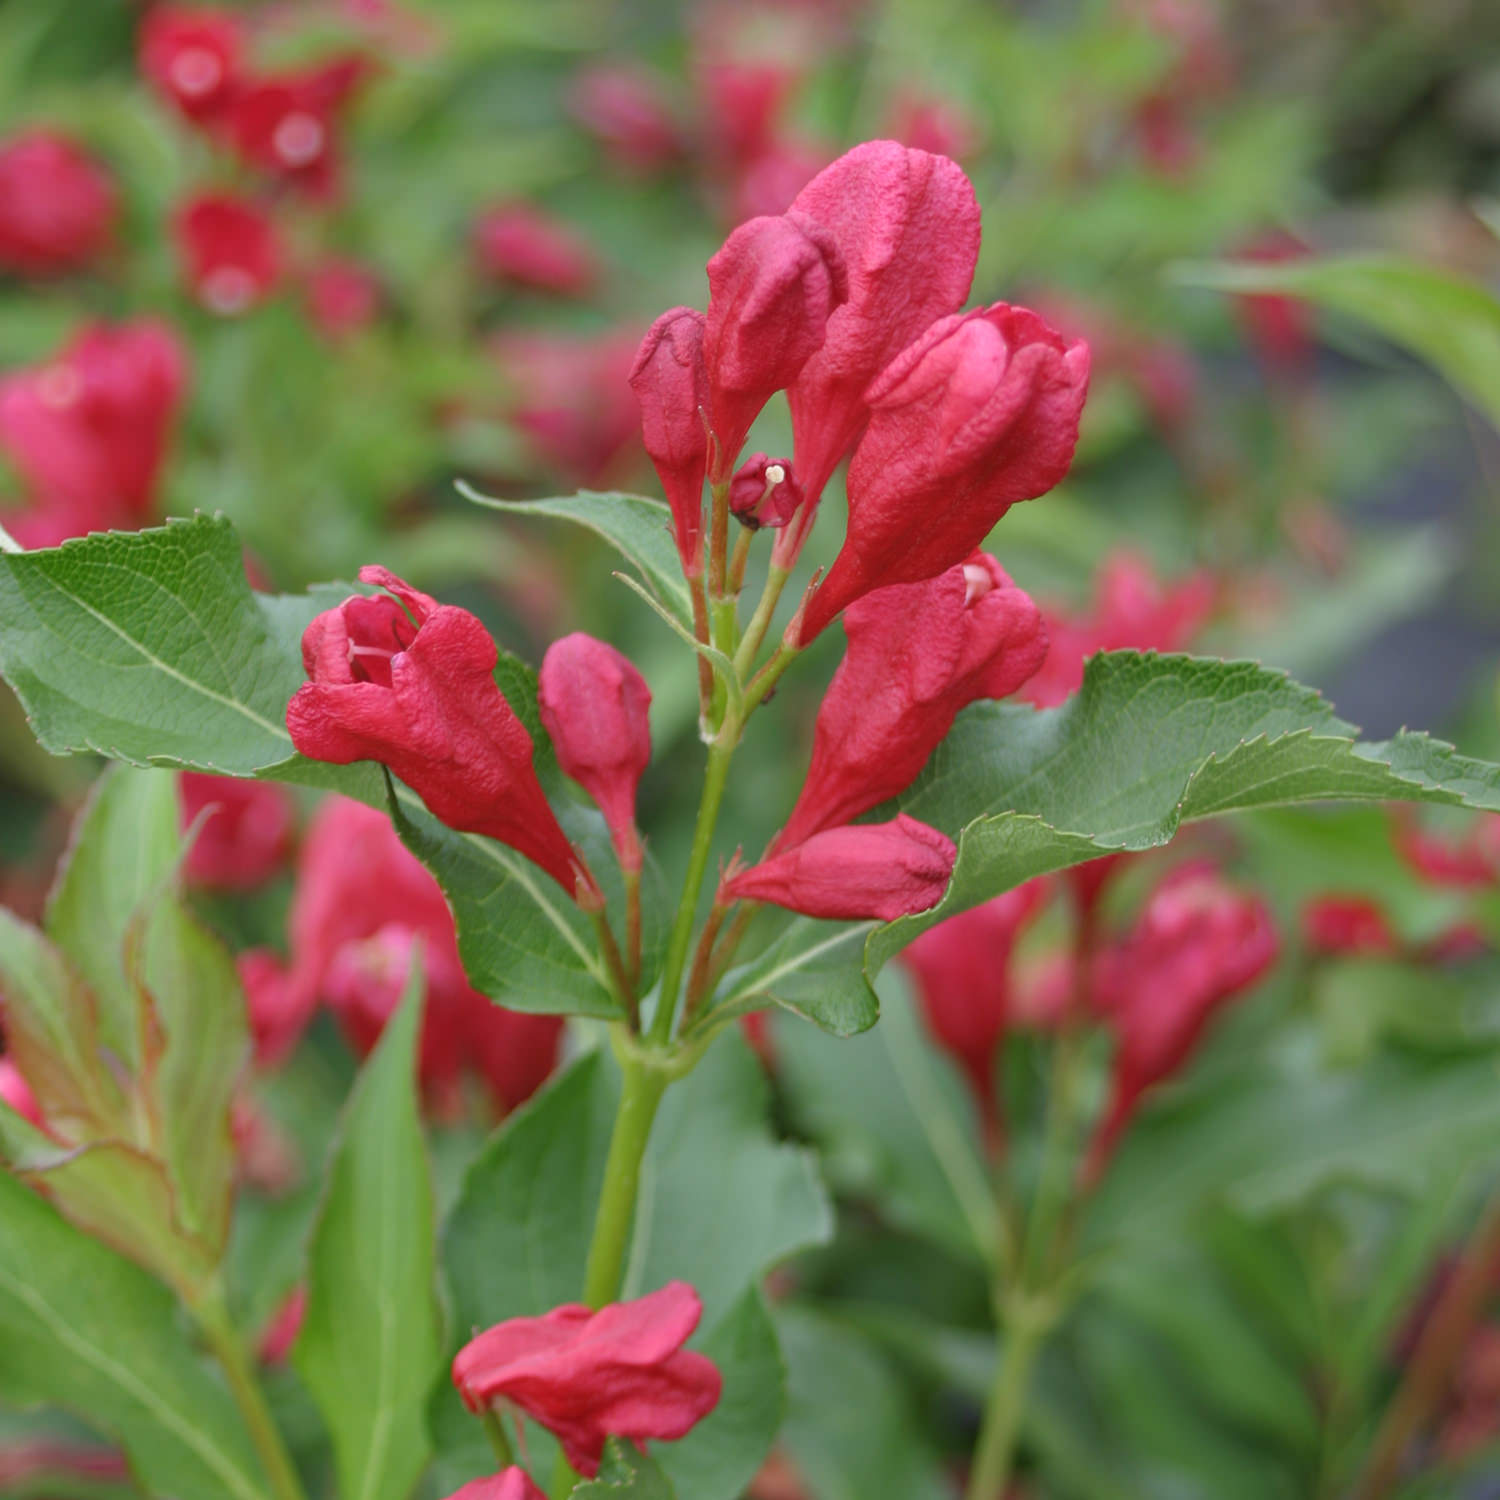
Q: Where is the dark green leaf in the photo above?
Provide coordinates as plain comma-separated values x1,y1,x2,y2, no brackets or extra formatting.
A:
296,978,441,1500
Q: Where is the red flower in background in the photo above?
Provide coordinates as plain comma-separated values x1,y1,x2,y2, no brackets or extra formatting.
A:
453,1282,721,1477
0,320,187,545
1234,231,1314,373
499,328,643,490
902,880,1051,1114
538,634,652,872
229,57,367,198
0,132,116,278
1020,552,1217,709
567,64,683,173
1393,811,1500,890
723,815,956,922
302,258,382,340
173,194,282,314
474,203,600,298
287,567,586,894
179,773,295,891
778,554,1046,850
1086,864,1278,1174
138,6,245,126
1302,894,1399,958
283,796,563,1113
0,1057,43,1129
237,949,307,1068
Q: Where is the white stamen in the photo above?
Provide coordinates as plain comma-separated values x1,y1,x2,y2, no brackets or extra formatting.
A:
962,563,992,605
169,46,222,98
764,463,786,485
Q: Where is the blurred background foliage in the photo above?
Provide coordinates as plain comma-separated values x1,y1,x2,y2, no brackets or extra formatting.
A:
3,2,1500,1498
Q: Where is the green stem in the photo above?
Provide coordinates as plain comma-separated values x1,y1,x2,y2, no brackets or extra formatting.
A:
623,867,642,986
648,732,736,1045
582,1054,669,1308
589,909,637,1032
708,480,731,600
196,1290,307,1500
966,1302,1049,1500
480,1408,515,1469
1021,1028,1085,1285
743,641,799,718
734,564,791,678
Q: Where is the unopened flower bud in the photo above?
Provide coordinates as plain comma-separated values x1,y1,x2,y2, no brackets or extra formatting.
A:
538,633,652,871
728,453,802,531
703,212,846,473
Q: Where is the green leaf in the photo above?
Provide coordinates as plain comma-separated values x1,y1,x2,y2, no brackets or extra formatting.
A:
0,516,304,775
869,652,1500,973
573,1439,675,1497
441,1037,829,1500
1174,253,1500,426
295,974,441,1500
0,1170,269,1500
774,1306,952,1500
773,991,999,1267
45,766,182,1067
703,919,879,1039
458,486,692,625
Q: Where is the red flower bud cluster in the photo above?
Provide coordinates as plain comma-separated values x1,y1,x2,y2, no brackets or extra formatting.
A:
0,132,117,279
474,203,600,298
173,195,282,315
0,321,187,546
452,1281,722,1477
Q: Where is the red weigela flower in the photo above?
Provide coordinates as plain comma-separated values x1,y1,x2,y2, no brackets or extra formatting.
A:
702,212,846,474
229,58,367,198
452,1282,722,1477
723,815,956,922
629,308,711,575
0,320,186,543
538,634,652,872
179,772,295,891
902,880,1050,1111
0,132,116,278
1302,895,1399,958
1087,864,1278,1173
1393,811,1500,890
798,303,1089,642
729,453,802,530
287,797,563,1112
173,194,281,314
138,6,245,126
567,64,683,174
443,1472,546,1500
302,257,382,341
286,567,585,894
778,554,1046,850
785,141,981,507
237,949,307,1068
474,203,600,298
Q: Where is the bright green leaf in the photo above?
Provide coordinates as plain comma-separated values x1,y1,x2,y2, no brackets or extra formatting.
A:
296,976,442,1500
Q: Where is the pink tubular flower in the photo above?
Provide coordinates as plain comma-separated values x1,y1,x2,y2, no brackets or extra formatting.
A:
286,567,584,894
179,773,295,890
442,1472,546,1500
785,141,982,507
0,132,116,278
538,634,651,872
288,797,562,1112
173,194,281,314
498,328,643,490
799,302,1090,642
0,320,186,541
702,213,846,474
1303,895,1398,958
229,58,367,198
237,950,307,1068
1087,865,1278,1174
138,6,245,126
629,308,711,575
302,257,381,340
0,1058,43,1129
729,454,802,530
567,64,682,173
901,880,1050,1111
452,1282,722,1478
1021,553,1217,709
474,203,599,297
723,815,956,923
778,554,1046,850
